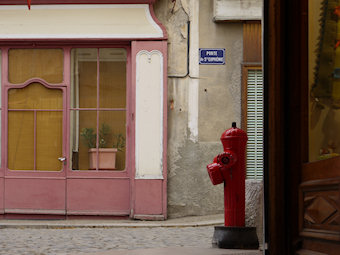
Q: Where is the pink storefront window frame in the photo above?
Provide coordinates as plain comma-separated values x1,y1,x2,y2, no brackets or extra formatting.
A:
1,45,133,179
68,46,131,177
1,47,67,179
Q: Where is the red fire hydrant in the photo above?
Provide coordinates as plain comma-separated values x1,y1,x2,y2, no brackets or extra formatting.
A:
207,122,258,249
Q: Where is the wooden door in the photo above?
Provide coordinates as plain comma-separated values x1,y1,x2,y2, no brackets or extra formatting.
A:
265,0,340,254
298,1,340,253
299,158,340,254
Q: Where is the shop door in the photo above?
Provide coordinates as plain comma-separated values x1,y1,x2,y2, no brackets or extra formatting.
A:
299,102,340,253
4,49,67,215
66,48,130,216
297,0,340,252
299,159,340,254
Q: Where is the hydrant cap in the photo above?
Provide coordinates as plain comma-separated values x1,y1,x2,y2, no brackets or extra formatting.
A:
220,122,248,140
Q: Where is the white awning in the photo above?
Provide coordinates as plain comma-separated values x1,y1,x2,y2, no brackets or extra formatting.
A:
0,4,164,39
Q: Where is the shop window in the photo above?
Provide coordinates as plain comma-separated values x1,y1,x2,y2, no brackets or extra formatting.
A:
309,0,340,161
8,49,64,84
8,83,63,171
70,48,127,171
7,48,64,171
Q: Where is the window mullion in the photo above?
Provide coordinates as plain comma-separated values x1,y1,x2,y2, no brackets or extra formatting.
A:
34,110,37,171
96,48,100,171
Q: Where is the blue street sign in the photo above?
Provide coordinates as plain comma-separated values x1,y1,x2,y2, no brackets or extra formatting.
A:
199,48,225,65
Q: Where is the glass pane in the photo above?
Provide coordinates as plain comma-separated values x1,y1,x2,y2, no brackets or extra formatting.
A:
99,48,127,108
71,110,126,171
70,110,79,170
309,1,340,162
8,49,63,84
8,83,62,110
71,48,97,108
72,110,97,170
36,111,63,171
8,83,63,171
99,111,126,170
8,111,34,170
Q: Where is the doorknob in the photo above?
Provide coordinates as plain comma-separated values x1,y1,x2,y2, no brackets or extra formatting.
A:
58,157,67,165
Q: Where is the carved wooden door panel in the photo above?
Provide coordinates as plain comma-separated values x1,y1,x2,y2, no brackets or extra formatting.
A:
299,158,340,254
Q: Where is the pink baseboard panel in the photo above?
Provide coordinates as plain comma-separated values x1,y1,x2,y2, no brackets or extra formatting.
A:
67,178,130,215
4,178,66,211
134,179,163,216
3,214,66,220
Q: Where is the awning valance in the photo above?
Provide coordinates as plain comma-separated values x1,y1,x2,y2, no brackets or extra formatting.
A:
0,4,164,39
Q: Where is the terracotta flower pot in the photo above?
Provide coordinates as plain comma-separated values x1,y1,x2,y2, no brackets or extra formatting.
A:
88,148,118,170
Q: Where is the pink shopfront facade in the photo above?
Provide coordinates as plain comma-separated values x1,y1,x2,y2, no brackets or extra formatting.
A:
0,0,167,219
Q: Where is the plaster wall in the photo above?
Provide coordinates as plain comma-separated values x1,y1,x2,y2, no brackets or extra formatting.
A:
154,0,225,217
199,0,242,142
213,0,263,21
154,2,263,239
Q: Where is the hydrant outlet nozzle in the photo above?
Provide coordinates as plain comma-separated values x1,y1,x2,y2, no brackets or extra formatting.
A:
217,151,237,169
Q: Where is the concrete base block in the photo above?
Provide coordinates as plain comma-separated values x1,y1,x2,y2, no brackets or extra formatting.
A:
212,226,259,249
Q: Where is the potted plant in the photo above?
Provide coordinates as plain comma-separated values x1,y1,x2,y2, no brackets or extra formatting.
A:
80,123,125,170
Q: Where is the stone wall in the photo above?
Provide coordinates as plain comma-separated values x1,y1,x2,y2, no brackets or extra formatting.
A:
154,2,263,243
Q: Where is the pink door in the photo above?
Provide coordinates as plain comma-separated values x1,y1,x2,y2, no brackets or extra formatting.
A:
3,48,67,215
66,47,131,216
2,47,131,217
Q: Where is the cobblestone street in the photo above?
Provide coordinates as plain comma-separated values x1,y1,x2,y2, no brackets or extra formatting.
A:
0,226,214,255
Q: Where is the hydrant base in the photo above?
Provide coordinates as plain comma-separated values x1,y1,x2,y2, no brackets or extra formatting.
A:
212,226,259,249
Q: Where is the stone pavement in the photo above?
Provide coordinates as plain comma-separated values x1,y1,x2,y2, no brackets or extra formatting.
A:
0,214,262,255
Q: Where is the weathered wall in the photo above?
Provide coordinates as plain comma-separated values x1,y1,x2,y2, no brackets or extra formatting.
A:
199,0,243,141
154,2,263,241
154,0,225,218
246,180,263,244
